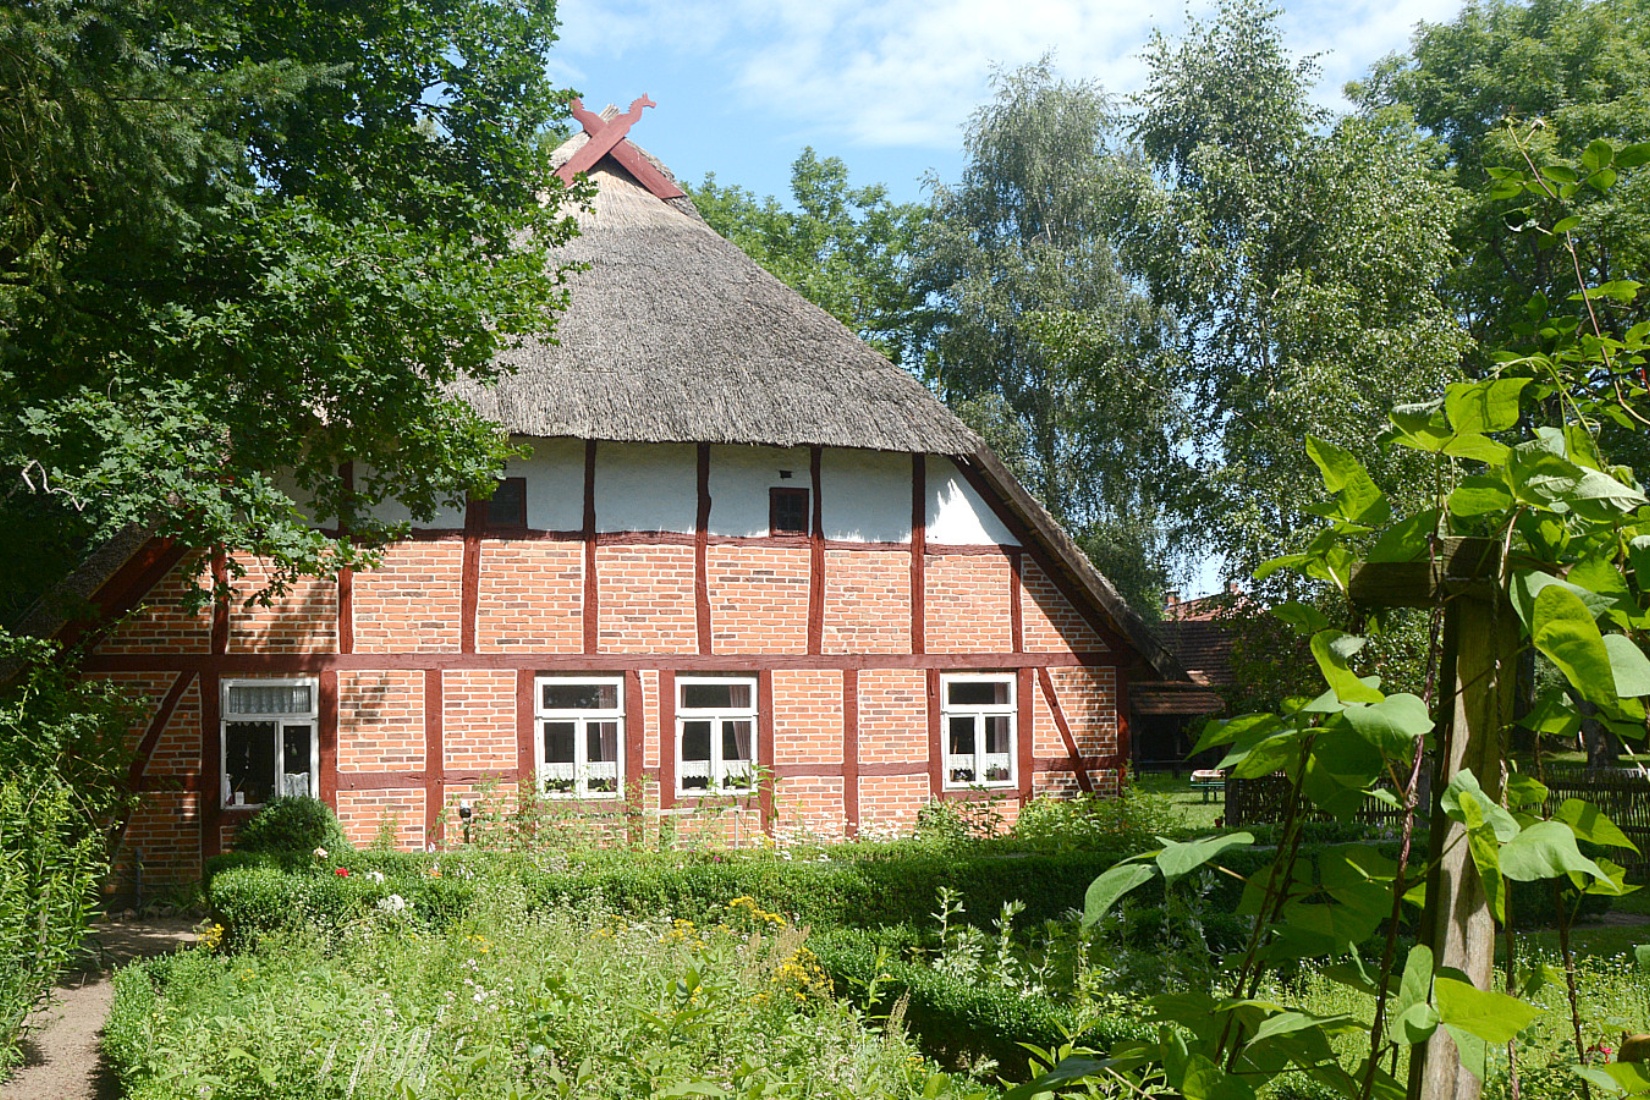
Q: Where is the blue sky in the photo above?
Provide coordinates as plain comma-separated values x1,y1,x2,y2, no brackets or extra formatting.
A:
545,0,1467,206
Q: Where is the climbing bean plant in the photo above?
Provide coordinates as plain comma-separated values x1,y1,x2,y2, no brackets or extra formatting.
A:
1016,130,1650,1099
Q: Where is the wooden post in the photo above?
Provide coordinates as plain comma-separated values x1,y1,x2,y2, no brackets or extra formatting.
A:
1350,538,1518,1100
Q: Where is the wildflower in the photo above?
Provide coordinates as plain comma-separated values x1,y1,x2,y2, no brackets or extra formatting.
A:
335,867,350,877
376,894,406,913
313,847,329,860
366,870,386,884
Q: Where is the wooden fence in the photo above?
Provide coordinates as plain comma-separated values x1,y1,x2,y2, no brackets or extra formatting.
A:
1226,765,1650,878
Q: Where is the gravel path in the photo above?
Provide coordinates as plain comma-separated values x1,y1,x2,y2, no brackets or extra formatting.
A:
2,919,197,1100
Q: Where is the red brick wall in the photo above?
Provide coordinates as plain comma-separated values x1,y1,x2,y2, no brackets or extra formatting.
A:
336,788,425,849
353,541,463,652
120,791,201,884
857,775,929,836
1049,666,1118,760
822,550,910,653
477,540,583,652
709,545,808,654
774,776,846,842
771,670,842,766
95,556,211,655
442,670,517,772
596,545,697,654
1022,561,1106,653
228,557,337,653
339,670,424,772
925,554,1013,653
857,670,927,765
89,448,1139,864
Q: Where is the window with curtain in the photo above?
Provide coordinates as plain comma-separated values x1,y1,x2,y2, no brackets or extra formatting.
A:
941,674,1016,789
676,676,757,795
535,676,624,798
222,679,318,808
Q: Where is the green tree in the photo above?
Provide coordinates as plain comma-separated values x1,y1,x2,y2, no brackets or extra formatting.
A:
1118,0,1469,586
915,59,1193,614
689,148,929,367
1352,0,1650,354
0,0,583,615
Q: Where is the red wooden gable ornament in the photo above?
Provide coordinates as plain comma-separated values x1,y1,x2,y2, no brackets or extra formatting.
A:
556,94,685,200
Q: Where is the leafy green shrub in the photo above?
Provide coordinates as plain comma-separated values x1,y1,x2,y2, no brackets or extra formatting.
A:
110,885,980,1099
0,633,136,1074
813,927,1151,1078
232,797,349,858
0,782,105,1075
207,844,1149,945
1012,788,1182,852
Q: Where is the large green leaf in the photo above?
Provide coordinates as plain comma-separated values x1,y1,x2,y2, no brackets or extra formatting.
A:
1310,630,1384,704
1367,509,1441,563
1574,1061,1650,1096
1082,862,1157,928
1499,819,1610,884
1445,377,1531,434
1605,634,1650,698
1341,693,1432,754
1533,584,1620,710
1156,833,1255,884
1441,770,1520,842
1179,1053,1257,1100
1433,975,1541,1044
1511,570,1613,630
1392,944,1438,1045
1448,476,1514,519
1306,436,1390,525
1552,798,1637,851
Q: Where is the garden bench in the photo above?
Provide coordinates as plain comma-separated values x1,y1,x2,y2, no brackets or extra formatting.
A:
1190,769,1226,803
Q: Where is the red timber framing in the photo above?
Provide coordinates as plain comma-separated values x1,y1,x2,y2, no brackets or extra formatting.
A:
695,443,712,654
582,440,598,653
338,462,356,655
841,669,860,838
910,454,926,654
92,445,1152,863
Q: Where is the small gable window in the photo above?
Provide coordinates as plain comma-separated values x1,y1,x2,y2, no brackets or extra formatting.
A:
769,487,809,535
486,477,527,528
941,674,1016,789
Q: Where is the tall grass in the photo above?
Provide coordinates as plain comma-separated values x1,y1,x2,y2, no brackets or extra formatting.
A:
106,881,980,1100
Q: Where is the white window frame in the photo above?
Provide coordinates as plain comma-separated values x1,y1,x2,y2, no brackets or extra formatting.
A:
220,677,320,809
534,675,625,799
941,673,1017,790
675,675,759,797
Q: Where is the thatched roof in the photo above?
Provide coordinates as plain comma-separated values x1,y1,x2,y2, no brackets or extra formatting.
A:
451,122,979,455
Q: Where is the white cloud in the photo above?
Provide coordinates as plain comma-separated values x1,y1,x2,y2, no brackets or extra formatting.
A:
553,0,1465,150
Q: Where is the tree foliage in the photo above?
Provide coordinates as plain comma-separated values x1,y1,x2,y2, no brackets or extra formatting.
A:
0,0,583,614
1116,0,1469,584
689,149,929,367
1024,130,1650,1100
1352,0,1650,353
914,59,1193,614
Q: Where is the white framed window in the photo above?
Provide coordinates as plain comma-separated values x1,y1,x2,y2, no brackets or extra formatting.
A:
676,676,757,795
941,674,1016,789
535,676,624,799
221,679,319,808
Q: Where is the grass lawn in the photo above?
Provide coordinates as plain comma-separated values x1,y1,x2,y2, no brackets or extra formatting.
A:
1133,771,1225,833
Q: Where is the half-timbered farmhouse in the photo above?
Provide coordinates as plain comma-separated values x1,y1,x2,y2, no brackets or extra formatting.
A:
63,100,1185,884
